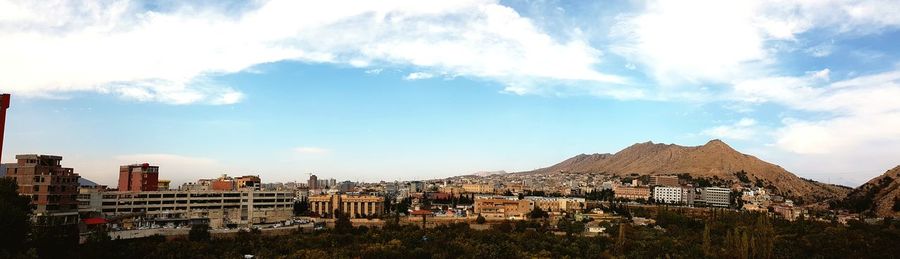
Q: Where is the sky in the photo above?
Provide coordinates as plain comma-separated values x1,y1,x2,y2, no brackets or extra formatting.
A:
2,0,900,187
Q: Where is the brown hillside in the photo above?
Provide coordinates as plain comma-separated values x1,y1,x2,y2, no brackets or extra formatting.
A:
527,140,848,202
841,165,900,217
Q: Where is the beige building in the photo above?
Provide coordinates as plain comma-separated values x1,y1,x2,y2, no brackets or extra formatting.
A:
613,186,652,200
526,196,585,213
474,196,534,220
157,180,171,191
309,194,384,219
649,175,679,187
462,183,495,194
80,189,294,228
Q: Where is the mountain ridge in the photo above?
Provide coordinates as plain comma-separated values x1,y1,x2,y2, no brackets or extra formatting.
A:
521,139,849,203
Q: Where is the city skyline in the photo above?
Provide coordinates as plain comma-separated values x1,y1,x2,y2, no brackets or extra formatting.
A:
3,0,900,187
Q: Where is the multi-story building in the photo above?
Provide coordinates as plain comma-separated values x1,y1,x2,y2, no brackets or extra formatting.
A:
613,186,651,201
409,181,425,193
473,196,534,220
653,186,683,204
682,187,696,205
157,180,171,191
4,154,80,224
118,163,159,192
210,174,261,191
526,196,585,213
462,183,494,194
649,175,679,187
307,175,319,190
700,187,731,207
308,194,384,219
79,189,294,228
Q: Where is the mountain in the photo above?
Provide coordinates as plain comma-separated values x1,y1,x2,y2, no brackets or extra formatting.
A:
834,165,900,217
525,139,849,203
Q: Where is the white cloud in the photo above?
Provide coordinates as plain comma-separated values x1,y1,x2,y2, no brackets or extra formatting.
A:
404,72,434,80
364,69,383,75
702,118,759,140
0,0,627,104
731,68,900,154
612,0,900,85
293,147,330,155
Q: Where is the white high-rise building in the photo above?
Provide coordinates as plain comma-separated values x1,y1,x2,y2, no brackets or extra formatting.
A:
653,186,683,204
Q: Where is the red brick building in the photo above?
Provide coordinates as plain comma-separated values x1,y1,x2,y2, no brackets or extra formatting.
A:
3,154,80,224
118,163,159,192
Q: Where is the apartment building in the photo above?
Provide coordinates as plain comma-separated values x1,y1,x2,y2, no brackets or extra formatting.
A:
118,163,159,192
526,196,585,213
613,186,652,201
462,183,495,194
653,186,683,204
700,187,731,207
4,154,80,225
473,196,534,220
649,175,679,187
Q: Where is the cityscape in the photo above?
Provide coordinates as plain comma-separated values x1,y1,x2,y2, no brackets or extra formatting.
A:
2,1,900,258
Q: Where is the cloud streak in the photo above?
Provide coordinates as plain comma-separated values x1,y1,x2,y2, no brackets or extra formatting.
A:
0,0,625,104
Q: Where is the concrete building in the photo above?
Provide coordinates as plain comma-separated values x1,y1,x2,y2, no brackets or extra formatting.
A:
462,183,494,194
473,196,534,220
4,154,80,224
210,174,261,191
613,186,651,201
157,180,171,191
649,175,679,187
79,189,294,228
526,196,585,213
700,187,731,207
118,163,159,192
653,186,683,204
307,175,318,190
308,194,384,219
409,181,425,192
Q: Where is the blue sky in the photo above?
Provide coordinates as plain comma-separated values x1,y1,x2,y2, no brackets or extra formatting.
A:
2,0,899,187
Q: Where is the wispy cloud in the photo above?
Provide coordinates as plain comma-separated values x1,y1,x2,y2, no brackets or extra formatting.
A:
702,118,759,140
404,72,434,80
0,0,626,104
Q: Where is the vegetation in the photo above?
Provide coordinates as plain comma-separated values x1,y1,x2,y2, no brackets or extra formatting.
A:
64,208,900,258
189,224,211,241
0,178,31,258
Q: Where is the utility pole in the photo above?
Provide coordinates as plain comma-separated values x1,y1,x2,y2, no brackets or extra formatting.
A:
0,94,9,163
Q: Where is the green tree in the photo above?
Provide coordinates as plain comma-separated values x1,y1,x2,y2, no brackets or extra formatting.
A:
0,178,31,258
528,207,549,219
189,224,211,241
334,210,353,234
702,223,712,257
476,214,486,224
294,197,309,216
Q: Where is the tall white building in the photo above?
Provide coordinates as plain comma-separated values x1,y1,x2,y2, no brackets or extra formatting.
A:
653,186,683,204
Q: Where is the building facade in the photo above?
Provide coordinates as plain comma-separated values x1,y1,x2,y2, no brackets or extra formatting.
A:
649,175,679,187
4,154,80,224
118,163,159,192
700,187,731,207
308,194,384,219
474,196,534,220
526,196,585,213
79,189,294,228
653,186,683,204
462,183,495,194
613,186,652,201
